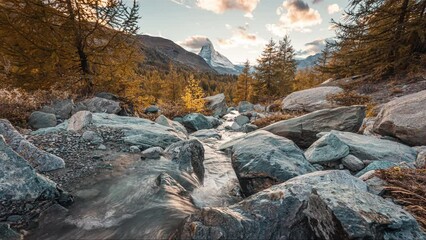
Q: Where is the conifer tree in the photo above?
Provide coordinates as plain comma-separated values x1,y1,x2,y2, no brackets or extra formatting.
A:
162,64,183,103
182,75,205,112
255,39,278,101
275,36,296,96
234,60,254,103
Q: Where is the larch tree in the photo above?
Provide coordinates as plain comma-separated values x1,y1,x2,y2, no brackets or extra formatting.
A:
234,60,253,104
182,74,205,112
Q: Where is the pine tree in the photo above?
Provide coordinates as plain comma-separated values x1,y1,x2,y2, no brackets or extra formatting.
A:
182,75,205,112
234,60,254,103
255,39,278,101
275,36,296,96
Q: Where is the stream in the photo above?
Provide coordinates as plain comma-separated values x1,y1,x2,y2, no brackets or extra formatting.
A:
28,113,245,240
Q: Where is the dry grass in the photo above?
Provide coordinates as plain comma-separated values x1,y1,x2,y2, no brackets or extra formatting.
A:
327,91,377,117
376,168,426,231
252,111,303,128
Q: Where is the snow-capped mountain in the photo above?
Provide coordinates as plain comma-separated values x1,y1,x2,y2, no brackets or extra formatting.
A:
199,39,241,75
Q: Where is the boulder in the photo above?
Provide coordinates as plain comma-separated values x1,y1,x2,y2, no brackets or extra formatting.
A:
304,133,350,164
67,111,92,131
321,131,417,163
415,147,426,168
242,124,258,133
155,115,188,137
0,136,59,201
177,171,425,240
237,101,254,113
95,92,119,101
373,90,426,146
81,130,103,144
40,99,75,120
0,119,65,172
74,97,121,114
91,113,183,149
355,161,399,177
204,93,228,117
263,106,366,148
341,154,365,172
224,130,315,196
141,147,164,159
182,113,212,131
28,111,57,129
145,105,160,114
129,145,140,153
190,129,221,140
165,139,205,183
282,86,343,112
234,115,250,126
0,223,21,240
205,116,222,128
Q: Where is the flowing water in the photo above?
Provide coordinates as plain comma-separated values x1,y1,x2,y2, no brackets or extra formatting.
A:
29,114,245,240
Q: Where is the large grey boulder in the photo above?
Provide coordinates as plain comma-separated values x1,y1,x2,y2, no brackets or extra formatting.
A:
0,119,65,172
237,101,254,113
165,139,205,184
224,130,315,196
304,133,349,164
182,113,212,131
204,93,228,117
40,99,75,120
321,131,417,163
155,115,188,137
282,86,343,112
67,111,92,131
373,90,426,146
74,97,121,114
177,170,425,240
0,136,59,201
28,111,57,129
91,113,183,149
263,106,366,148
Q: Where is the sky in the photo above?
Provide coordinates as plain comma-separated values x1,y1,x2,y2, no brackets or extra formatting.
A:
137,0,348,64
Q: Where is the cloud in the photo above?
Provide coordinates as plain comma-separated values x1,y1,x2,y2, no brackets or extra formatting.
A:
178,35,210,51
266,0,322,36
296,38,336,58
327,3,341,14
196,0,260,15
217,23,266,48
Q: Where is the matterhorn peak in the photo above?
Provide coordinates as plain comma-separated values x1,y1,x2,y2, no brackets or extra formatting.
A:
198,38,240,75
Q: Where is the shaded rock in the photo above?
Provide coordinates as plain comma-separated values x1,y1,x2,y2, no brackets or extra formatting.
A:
360,173,388,196
95,92,119,101
155,172,189,197
205,116,222,129
177,170,425,240
165,139,205,183
155,115,188,137
341,154,364,172
234,115,250,126
226,130,315,196
204,93,228,117
322,131,417,163
145,105,159,114
182,113,212,131
415,147,426,168
304,133,349,164
31,121,68,135
238,101,254,113
230,122,241,131
282,86,343,112
355,161,399,177
0,223,21,240
190,129,221,140
141,147,164,159
67,111,92,131
373,90,426,146
0,136,59,201
40,99,74,120
28,111,57,129
91,113,182,149
82,130,103,144
0,119,65,172
263,106,366,148
242,123,258,133
74,97,121,114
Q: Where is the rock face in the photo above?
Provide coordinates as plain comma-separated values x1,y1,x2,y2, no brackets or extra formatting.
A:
282,86,343,112
67,111,93,131
0,136,59,201
182,113,212,131
373,90,426,146
177,171,425,240
74,97,121,114
0,119,65,172
165,139,205,184
322,131,417,163
263,106,366,148
204,93,228,117
224,130,315,196
29,111,57,129
304,133,349,164
155,115,188,137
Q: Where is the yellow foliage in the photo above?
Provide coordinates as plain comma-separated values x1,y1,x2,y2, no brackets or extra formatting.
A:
181,75,205,112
